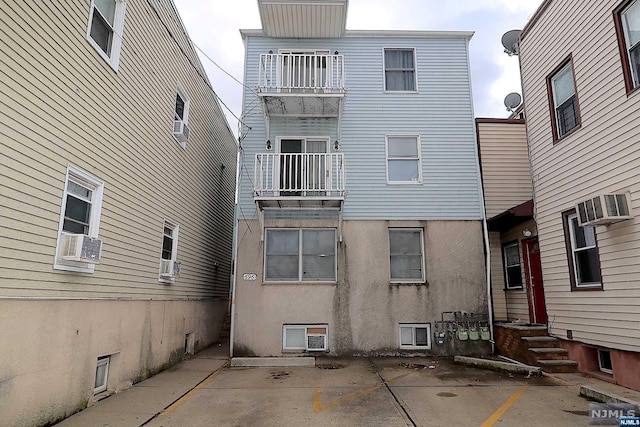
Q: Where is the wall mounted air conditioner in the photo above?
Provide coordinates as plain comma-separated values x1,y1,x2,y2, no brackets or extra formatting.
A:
173,120,190,143
306,328,328,352
59,233,102,263
160,259,180,279
576,193,632,227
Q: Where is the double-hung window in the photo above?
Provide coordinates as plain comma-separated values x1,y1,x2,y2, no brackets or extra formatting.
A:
384,48,416,92
502,241,523,289
265,229,336,282
87,0,126,70
389,229,425,283
173,85,190,147
548,59,580,140
54,166,104,272
564,212,602,289
159,220,179,282
616,0,640,92
386,135,421,183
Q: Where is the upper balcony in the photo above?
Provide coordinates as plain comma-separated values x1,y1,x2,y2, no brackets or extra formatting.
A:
254,152,346,209
258,53,346,118
257,0,348,39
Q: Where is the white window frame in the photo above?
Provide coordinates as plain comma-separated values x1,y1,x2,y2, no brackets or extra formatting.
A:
54,165,104,273
550,62,579,138
621,0,640,88
159,220,179,283
502,241,523,290
383,48,418,93
94,356,110,394
399,323,431,350
282,324,329,352
173,84,190,148
567,213,601,288
86,0,126,71
597,349,613,374
385,135,422,184
264,228,337,283
389,228,426,283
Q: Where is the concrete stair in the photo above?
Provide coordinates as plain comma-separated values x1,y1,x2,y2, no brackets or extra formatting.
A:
495,323,578,373
217,312,231,344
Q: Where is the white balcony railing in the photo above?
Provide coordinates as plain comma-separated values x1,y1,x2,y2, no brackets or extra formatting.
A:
258,53,345,94
254,153,346,198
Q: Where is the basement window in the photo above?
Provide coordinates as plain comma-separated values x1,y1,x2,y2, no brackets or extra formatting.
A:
399,323,431,349
597,349,613,374
94,356,110,393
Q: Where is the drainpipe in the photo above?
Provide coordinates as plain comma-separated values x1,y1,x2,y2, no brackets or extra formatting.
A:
228,148,242,358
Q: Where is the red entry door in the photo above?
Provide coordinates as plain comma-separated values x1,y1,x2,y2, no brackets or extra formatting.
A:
522,238,547,324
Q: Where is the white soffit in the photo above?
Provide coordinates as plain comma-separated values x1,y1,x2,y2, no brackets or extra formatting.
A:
258,0,348,38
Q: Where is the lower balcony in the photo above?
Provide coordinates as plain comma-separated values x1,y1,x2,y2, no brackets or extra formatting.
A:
254,153,346,209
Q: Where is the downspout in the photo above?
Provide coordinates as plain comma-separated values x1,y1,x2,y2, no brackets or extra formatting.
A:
229,147,242,358
465,36,495,352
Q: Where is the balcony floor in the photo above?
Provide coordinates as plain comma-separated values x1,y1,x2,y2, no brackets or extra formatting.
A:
260,93,343,117
255,196,344,209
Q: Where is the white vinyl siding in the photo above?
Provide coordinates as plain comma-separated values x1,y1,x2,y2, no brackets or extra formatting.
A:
238,34,482,221
0,0,237,299
520,0,640,351
86,0,126,71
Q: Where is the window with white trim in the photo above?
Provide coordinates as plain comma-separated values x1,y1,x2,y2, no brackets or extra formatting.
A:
616,0,640,91
389,228,425,283
94,356,110,394
54,165,104,273
173,85,190,147
265,229,336,282
548,60,580,139
386,135,421,183
399,324,431,349
86,0,126,70
384,48,417,91
282,324,328,352
597,349,613,374
159,220,179,283
502,241,523,289
565,212,602,289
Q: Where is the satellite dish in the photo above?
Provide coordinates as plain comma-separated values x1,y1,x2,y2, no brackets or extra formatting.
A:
502,29,522,56
504,92,522,111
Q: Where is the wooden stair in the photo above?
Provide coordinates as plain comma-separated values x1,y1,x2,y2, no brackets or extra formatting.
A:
495,324,578,373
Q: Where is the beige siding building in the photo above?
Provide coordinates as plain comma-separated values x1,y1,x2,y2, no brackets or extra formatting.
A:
0,1,237,425
477,119,545,325
520,0,640,390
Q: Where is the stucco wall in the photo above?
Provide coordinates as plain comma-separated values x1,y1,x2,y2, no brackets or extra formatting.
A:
233,219,487,357
0,299,226,427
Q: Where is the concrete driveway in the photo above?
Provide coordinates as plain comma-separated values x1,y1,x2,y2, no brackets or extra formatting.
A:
145,357,590,427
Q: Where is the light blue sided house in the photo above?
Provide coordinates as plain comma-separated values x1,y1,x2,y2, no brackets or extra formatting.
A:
231,0,491,358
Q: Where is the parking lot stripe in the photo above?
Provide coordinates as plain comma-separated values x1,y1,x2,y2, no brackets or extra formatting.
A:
313,373,410,413
479,384,529,427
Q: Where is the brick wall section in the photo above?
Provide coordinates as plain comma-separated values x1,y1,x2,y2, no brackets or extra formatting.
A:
494,324,549,365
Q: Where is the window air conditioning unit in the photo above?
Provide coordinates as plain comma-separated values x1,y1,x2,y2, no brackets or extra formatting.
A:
306,331,328,352
173,120,190,143
160,259,180,278
59,233,102,263
576,193,632,227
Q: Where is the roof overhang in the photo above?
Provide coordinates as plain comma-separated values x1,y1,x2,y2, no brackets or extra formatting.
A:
257,0,348,38
487,199,534,232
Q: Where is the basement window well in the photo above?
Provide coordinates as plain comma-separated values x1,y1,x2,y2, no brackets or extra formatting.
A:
94,356,110,393
597,349,613,374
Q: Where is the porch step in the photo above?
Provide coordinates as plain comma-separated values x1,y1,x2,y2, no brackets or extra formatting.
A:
528,347,569,361
537,359,578,373
521,336,560,348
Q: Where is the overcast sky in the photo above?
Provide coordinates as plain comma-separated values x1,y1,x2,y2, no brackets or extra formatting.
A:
174,0,542,135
